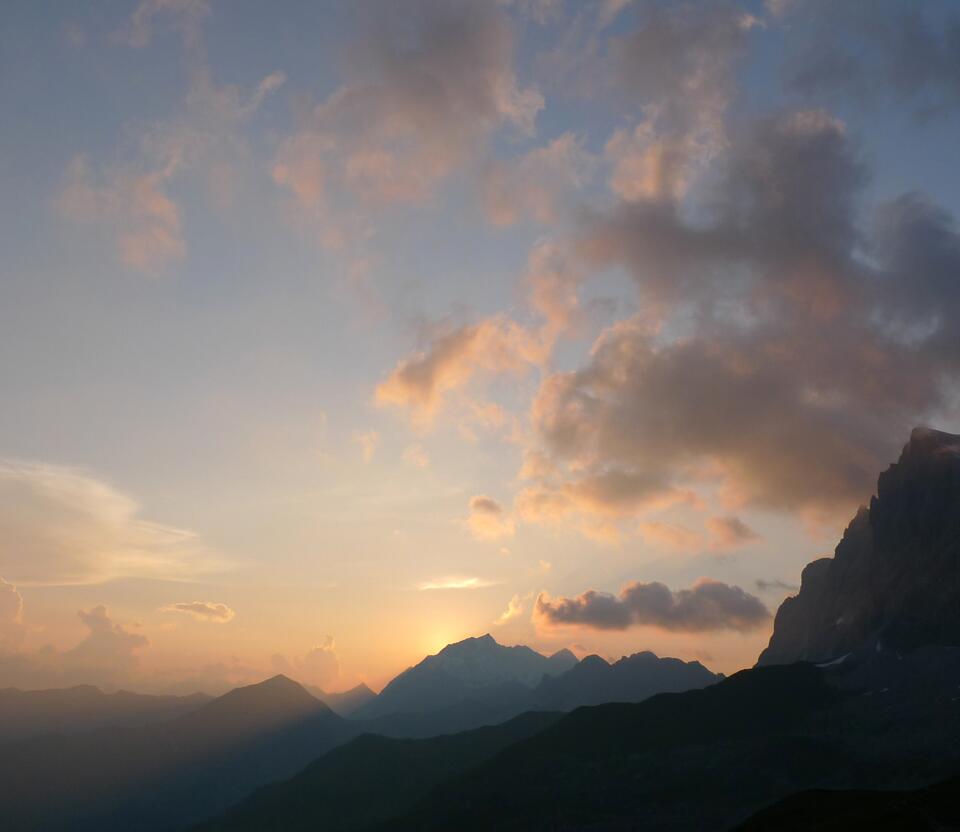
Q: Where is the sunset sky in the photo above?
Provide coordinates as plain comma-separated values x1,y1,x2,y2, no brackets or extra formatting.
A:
1,0,959,694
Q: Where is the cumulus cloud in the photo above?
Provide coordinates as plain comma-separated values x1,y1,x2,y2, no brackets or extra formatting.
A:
523,108,960,532
0,605,148,690
466,495,516,541
495,593,526,625
376,317,546,423
535,578,770,633
272,0,542,245
161,601,235,623
0,460,224,585
603,2,759,203
0,578,25,654
707,516,761,549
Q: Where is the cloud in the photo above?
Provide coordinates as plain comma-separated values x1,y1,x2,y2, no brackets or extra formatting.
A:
783,2,960,118
113,0,210,50
301,636,340,689
755,578,799,593
59,156,185,272
0,578,25,654
0,605,148,690
482,133,594,226
63,8,284,272
270,635,340,689
601,2,759,203
706,516,761,549
376,317,546,423
0,460,225,585
523,108,960,531
535,578,770,633
161,601,235,623
495,593,525,625
418,576,497,591
272,0,542,244
353,430,380,463
638,521,703,553
466,495,516,541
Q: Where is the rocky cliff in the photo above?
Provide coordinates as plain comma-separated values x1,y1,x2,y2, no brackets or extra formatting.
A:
758,427,960,665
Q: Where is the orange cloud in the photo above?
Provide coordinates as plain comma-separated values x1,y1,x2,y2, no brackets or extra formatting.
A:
376,317,546,424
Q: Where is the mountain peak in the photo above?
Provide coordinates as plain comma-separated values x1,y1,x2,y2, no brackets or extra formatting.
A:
759,427,960,665
903,426,960,460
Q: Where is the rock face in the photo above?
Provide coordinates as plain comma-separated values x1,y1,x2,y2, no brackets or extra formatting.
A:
758,427,960,665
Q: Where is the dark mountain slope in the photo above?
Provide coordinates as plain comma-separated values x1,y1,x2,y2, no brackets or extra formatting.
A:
0,675,354,832
759,427,960,665
379,647,960,831
196,710,562,832
736,775,960,831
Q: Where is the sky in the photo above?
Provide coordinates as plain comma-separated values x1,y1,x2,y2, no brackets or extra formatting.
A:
1,0,959,695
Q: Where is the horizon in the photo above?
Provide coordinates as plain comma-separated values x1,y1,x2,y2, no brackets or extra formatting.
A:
3,0,960,698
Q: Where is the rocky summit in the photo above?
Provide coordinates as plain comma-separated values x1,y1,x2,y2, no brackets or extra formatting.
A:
758,427,960,666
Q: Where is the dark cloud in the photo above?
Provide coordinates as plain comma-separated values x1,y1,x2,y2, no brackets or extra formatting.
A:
707,516,761,548
525,109,960,523
536,578,770,632
783,2,960,118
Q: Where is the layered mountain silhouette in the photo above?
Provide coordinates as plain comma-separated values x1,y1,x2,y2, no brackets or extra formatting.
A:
759,427,960,665
355,634,576,719
7,427,960,831
307,682,376,716
196,711,562,832
0,685,209,742
534,650,720,710
0,675,353,831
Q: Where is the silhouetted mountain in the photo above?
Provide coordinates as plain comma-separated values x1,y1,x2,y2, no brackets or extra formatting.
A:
0,675,354,831
760,427,960,665
378,649,960,830
354,634,576,719
736,774,960,831
0,685,209,742
196,711,562,832
307,682,376,717
533,650,720,710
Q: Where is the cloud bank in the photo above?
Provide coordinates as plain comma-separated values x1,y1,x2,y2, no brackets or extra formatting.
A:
535,578,770,633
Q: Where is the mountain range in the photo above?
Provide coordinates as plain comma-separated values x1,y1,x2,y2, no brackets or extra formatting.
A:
3,427,960,830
